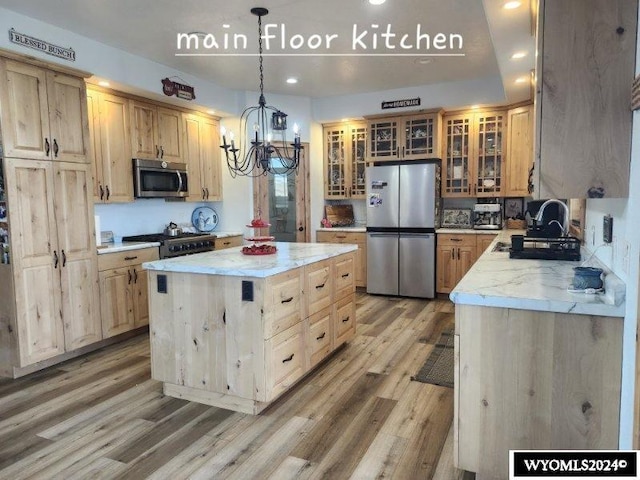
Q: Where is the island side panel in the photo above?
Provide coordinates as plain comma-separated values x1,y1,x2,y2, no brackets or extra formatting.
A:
148,271,228,392
456,304,623,477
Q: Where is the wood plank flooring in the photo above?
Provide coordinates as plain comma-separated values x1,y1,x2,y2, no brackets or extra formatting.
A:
0,293,468,479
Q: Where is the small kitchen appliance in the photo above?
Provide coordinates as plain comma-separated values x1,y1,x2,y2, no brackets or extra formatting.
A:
122,232,216,259
133,158,188,199
472,203,502,230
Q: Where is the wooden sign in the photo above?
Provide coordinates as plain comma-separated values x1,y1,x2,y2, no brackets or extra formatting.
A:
8,28,75,61
161,77,196,100
381,97,421,109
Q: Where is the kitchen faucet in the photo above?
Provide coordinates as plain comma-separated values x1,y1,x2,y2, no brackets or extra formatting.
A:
534,199,570,237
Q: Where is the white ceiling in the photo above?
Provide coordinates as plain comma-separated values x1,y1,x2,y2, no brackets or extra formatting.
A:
0,0,535,105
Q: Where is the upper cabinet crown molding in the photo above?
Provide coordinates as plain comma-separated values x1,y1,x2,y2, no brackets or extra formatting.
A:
534,0,637,199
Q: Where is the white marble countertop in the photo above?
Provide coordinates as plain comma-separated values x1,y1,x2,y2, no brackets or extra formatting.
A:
143,242,358,278
450,230,626,317
212,231,243,238
317,227,366,233
97,241,160,254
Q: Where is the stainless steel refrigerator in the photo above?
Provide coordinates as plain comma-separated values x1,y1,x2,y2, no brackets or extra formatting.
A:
366,161,438,298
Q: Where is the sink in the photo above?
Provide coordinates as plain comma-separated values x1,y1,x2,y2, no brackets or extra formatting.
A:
492,241,511,253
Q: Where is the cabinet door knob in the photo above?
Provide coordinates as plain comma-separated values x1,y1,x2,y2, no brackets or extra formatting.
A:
298,226,304,232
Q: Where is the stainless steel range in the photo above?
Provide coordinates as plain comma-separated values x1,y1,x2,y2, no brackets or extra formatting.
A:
122,232,216,259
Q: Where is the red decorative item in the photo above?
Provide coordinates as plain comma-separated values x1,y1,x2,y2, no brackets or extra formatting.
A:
242,244,277,255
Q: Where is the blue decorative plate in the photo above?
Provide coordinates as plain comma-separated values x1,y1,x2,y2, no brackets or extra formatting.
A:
191,207,218,232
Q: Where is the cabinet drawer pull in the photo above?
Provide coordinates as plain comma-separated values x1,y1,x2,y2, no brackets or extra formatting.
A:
342,316,350,323
281,296,294,304
223,241,230,246
282,353,294,363
336,235,347,239
315,282,326,289
450,238,463,242
341,273,349,278
316,332,326,340
124,256,138,261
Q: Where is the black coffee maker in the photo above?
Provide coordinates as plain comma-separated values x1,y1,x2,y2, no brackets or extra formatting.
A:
525,200,563,238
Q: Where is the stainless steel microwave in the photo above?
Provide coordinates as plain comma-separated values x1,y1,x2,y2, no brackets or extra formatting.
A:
133,158,188,198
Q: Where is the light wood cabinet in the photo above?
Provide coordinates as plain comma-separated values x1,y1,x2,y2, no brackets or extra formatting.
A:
323,121,367,199
214,235,242,250
534,0,637,199
130,101,183,162
2,159,101,369
475,233,497,257
316,230,367,287
366,111,443,162
505,105,533,197
97,247,158,337
442,110,506,197
86,89,133,203
455,304,623,476
149,250,356,414
436,233,476,294
0,59,89,163
183,113,222,201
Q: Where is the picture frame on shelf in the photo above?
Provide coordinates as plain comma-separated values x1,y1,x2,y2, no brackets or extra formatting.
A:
504,197,524,219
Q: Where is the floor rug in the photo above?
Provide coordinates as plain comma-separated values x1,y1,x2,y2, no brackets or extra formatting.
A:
411,328,454,388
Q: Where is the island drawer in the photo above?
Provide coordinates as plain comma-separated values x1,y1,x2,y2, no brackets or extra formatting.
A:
98,248,159,271
264,322,305,401
306,307,332,368
334,293,356,347
316,231,364,244
334,253,355,300
214,236,242,250
305,259,333,317
263,269,304,339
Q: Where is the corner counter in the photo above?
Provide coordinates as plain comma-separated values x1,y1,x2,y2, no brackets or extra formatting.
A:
146,242,357,414
450,231,625,478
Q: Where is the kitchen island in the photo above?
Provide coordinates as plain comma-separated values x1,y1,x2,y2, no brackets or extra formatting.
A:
143,242,358,414
451,231,625,479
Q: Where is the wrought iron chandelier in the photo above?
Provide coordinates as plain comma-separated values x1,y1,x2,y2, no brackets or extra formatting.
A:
220,7,302,177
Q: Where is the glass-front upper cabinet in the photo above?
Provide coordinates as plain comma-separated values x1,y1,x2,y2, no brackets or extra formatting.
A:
475,113,504,196
443,115,472,197
323,121,367,199
367,111,442,162
442,110,506,198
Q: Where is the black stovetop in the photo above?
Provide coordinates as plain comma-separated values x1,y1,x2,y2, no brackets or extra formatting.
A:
122,232,214,243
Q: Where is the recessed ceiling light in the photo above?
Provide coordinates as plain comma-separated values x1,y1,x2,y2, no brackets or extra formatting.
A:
341,118,351,122
207,109,216,115
98,80,110,87
515,77,528,84
503,1,521,9
286,77,298,84
369,0,386,5
511,51,527,59
470,104,480,109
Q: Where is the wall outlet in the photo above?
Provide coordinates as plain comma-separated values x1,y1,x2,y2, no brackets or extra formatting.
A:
603,215,613,243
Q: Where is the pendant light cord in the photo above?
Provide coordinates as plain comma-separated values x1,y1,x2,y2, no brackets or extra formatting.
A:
258,13,265,104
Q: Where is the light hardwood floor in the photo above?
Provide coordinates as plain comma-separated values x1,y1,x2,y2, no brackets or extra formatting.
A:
0,293,468,479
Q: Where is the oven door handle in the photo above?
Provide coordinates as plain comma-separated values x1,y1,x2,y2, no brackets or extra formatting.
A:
176,170,183,193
